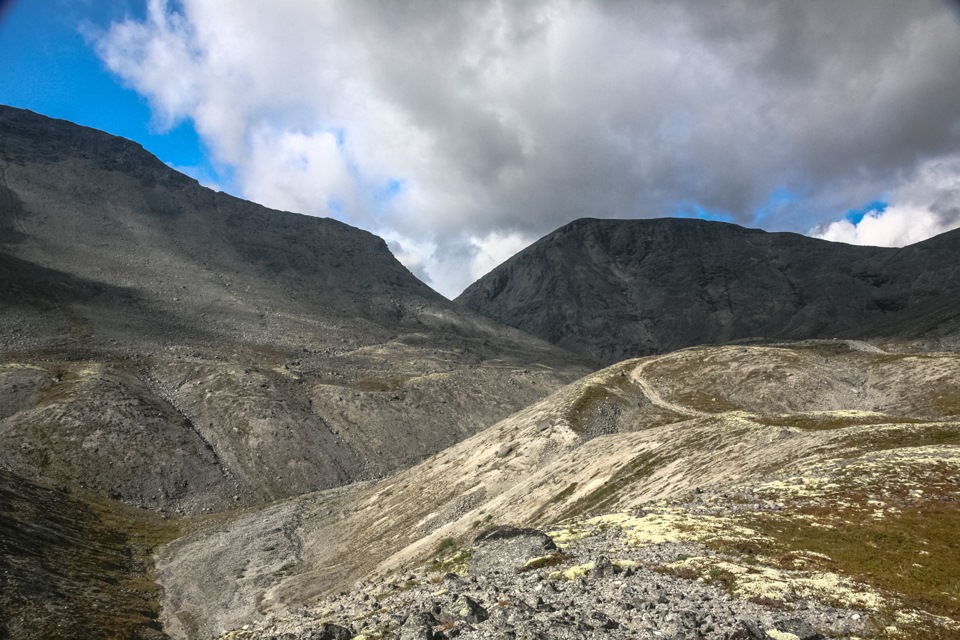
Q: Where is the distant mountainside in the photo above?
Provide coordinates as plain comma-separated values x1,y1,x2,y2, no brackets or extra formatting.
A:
456,217,960,363
0,105,459,355
0,105,592,516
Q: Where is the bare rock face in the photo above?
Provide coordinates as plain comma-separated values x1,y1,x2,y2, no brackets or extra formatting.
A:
469,526,558,576
456,217,960,363
0,105,595,640
0,105,593,515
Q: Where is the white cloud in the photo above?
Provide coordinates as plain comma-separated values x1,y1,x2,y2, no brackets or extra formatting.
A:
814,205,959,247
92,0,960,296
380,230,532,299
813,157,960,247
241,126,355,217
469,232,532,282
380,231,435,288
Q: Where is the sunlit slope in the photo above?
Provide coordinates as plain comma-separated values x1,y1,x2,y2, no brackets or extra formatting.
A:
159,340,960,638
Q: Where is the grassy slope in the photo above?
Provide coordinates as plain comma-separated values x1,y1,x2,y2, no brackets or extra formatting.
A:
0,469,179,639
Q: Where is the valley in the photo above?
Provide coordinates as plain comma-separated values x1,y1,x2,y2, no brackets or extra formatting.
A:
158,341,960,639
1,106,958,640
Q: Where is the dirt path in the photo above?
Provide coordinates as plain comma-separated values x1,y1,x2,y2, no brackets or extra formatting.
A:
630,357,710,418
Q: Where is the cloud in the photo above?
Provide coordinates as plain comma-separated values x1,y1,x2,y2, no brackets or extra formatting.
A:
241,125,356,217
166,162,222,192
469,231,533,282
812,156,960,247
814,205,960,247
93,0,960,297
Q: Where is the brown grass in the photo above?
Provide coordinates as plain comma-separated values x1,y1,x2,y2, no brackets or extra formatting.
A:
0,472,180,639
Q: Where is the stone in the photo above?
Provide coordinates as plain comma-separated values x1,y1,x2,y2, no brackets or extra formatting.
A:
773,618,825,640
591,555,615,580
399,612,438,640
468,526,558,576
589,611,620,630
456,595,489,624
729,619,771,640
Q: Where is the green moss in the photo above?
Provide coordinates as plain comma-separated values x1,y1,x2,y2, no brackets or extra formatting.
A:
707,457,960,630
557,452,660,520
520,553,572,572
762,413,929,431
833,425,960,454
741,503,960,620
931,390,960,417
669,388,742,413
566,383,629,434
551,483,578,504
426,548,471,575
435,537,457,555
356,375,412,392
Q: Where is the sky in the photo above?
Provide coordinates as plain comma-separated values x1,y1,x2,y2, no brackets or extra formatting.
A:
2,0,960,298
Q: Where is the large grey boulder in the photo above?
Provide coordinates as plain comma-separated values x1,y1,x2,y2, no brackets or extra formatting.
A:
468,525,558,575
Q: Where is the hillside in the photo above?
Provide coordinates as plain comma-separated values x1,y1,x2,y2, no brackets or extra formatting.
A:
0,106,594,639
456,218,960,363
3,107,959,640
155,341,960,639
0,105,593,516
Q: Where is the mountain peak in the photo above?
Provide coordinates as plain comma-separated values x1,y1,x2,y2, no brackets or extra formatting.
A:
457,217,960,363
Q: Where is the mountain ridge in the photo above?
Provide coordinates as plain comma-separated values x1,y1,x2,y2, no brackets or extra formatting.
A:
456,217,960,363
3,106,959,640
0,104,593,516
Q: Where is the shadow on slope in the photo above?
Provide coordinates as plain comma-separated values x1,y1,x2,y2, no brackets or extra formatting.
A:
456,218,960,363
0,469,178,640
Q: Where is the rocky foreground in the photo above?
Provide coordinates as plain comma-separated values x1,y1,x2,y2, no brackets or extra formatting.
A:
214,522,866,640
215,442,960,640
155,343,959,640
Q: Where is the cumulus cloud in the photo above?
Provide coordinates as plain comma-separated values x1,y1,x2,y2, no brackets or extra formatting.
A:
814,206,959,247
813,157,960,247
469,232,533,282
93,0,960,296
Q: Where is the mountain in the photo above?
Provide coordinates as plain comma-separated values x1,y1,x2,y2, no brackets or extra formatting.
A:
0,104,592,518
4,107,958,640
456,217,960,363
156,340,960,639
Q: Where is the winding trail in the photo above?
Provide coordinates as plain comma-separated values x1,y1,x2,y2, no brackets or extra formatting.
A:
629,357,710,418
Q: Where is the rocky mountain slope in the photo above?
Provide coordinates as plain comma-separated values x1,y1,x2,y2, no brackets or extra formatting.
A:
0,106,592,639
0,105,592,516
3,107,958,640
456,218,960,363
158,340,960,639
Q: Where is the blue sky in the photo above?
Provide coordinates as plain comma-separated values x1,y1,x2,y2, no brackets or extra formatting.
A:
1,1,959,297
0,0,219,186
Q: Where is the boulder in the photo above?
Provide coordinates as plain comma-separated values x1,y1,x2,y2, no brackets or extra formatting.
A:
468,526,558,575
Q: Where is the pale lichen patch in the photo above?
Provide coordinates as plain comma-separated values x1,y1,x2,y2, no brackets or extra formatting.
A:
666,554,887,610
765,630,800,640
547,562,595,581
